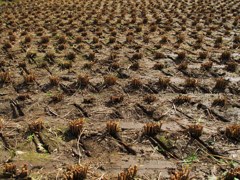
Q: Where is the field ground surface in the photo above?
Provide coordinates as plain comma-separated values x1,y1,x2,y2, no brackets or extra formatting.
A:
0,0,240,179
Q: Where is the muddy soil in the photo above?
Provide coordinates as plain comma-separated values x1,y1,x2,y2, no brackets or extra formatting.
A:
0,0,239,179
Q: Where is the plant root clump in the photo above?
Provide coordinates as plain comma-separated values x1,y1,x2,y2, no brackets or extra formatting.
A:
188,124,203,139
19,164,28,178
143,122,162,137
29,118,44,133
64,164,88,180
118,165,138,180
214,78,228,91
49,76,60,86
225,167,240,180
3,163,17,177
225,124,240,141
106,121,120,137
0,72,11,83
173,95,191,105
170,167,190,180
201,61,213,71
69,118,85,137
77,74,89,87
24,73,36,83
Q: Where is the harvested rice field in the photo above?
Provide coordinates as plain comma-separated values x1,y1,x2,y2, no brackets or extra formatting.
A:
0,0,240,179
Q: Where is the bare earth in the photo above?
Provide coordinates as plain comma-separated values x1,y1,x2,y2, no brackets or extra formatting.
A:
0,0,240,179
